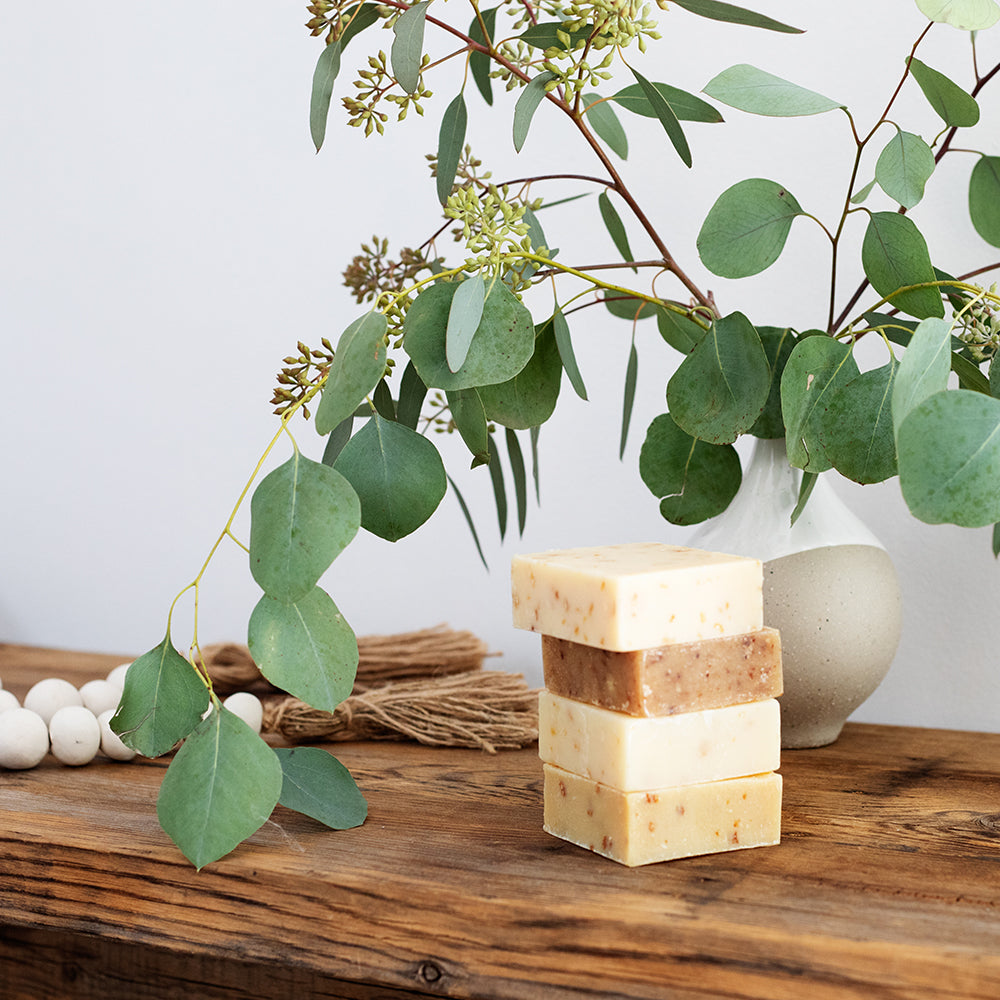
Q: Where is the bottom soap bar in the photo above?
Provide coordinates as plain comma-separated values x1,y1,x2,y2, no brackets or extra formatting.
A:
543,765,782,867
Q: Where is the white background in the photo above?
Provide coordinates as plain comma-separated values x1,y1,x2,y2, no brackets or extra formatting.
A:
2,2,997,733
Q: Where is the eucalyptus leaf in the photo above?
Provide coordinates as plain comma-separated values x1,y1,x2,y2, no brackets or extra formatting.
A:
749,326,797,439
666,311,770,444
861,212,944,319
639,413,743,525
851,178,878,204
820,360,899,484
396,360,427,429
110,635,209,758
249,586,358,710
898,389,1000,526
506,428,528,535
915,0,1000,30
403,280,535,391
598,191,635,269
315,310,388,435
519,22,596,49
371,378,396,420
156,707,283,870
487,432,507,540
249,453,361,602
908,56,980,127
605,295,657,321
583,93,628,159
552,308,588,400
781,336,861,472
469,7,497,106
630,67,691,166
321,415,353,467
437,93,468,204
611,82,723,123
333,413,447,540
991,351,1000,398
697,178,804,278
478,319,562,429
892,316,954,440
274,747,367,829
703,64,843,116
875,131,935,209
670,0,803,32
618,340,639,459
969,156,1000,247
656,306,704,355
530,424,541,503
446,274,486,372
390,0,429,94
789,472,818,527
514,71,557,152
447,473,488,569
446,387,490,463
953,350,992,393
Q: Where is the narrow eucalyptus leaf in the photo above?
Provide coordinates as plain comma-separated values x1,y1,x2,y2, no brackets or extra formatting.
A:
908,56,980,126
446,387,490,462
953,351,992,393
915,0,1000,31
553,308,587,400
630,68,691,166
583,93,628,159
333,413,446,540
749,326,797,439
447,473,488,569
671,0,803,33
437,93,468,204
620,341,639,459
315,310,388,434
390,1,429,94
667,312,770,444
397,360,427,429
275,747,367,829
371,378,396,420
598,191,635,269
530,425,541,503
446,274,486,372
487,433,507,541
697,178,803,278
861,212,944,319
248,586,358,710
611,82,723,122
898,389,1000,526
639,413,742,525
110,635,209,758
321,415,353,467
892,316,954,440
514,71,557,152
875,131,935,209
789,472,818,526
704,64,843,116
993,522,1000,557
851,178,878,204
310,41,343,153
969,156,1000,247
519,22,596,48
506,428,528,536
156,708,283,870
820,360,899,484
469,7,497,106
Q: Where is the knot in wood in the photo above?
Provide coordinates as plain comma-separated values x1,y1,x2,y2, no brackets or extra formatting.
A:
417,959,444,983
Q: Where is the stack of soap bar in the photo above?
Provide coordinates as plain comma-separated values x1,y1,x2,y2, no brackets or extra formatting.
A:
511,542,783,867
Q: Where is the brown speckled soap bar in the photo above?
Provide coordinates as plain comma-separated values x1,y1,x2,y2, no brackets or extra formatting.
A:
541,627,782,717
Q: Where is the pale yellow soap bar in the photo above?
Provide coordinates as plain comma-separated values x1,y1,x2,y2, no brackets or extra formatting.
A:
538,691,780,791
511,543,762,650
543,764,782,866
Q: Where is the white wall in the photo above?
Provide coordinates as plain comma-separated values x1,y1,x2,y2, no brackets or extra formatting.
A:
2,3,997,733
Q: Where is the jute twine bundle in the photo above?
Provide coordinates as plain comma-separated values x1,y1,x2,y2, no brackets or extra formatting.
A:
199,625,539,753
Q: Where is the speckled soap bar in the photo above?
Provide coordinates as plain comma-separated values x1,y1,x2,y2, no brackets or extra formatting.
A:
541,628,782,717
511,543,762,651
543,764,782,867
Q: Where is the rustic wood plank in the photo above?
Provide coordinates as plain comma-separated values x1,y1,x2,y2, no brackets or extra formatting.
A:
1,644,998,999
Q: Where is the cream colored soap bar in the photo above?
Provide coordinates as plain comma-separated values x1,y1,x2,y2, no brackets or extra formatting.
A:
543,764,782,866
511,543,762,650
538,691,780,791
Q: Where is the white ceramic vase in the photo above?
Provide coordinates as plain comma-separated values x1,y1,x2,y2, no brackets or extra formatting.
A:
689,437,903,748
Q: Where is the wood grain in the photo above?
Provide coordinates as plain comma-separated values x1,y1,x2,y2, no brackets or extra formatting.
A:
1,644,998,999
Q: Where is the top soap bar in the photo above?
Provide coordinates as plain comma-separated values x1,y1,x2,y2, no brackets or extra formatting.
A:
511,543,762,651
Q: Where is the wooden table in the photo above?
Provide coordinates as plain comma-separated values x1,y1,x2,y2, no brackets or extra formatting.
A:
1,644,998,999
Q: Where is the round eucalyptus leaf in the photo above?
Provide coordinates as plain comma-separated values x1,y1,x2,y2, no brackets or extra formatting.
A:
478,320,562,429
314,311,388,435
403,280,535,391
892,317,954,440
333,413,447,541
639,413,742,525
875,131,935,209
666,311,770,444
275,747,367,830
915,0,1000,31
898,389,1000,527
157,706,283,869
861,213,944,319
249,453,361,603
698,178,803,278
969,156,1000,248
248,586,359,711
908,57,980,127
702,64,842,117
819,360,899,484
